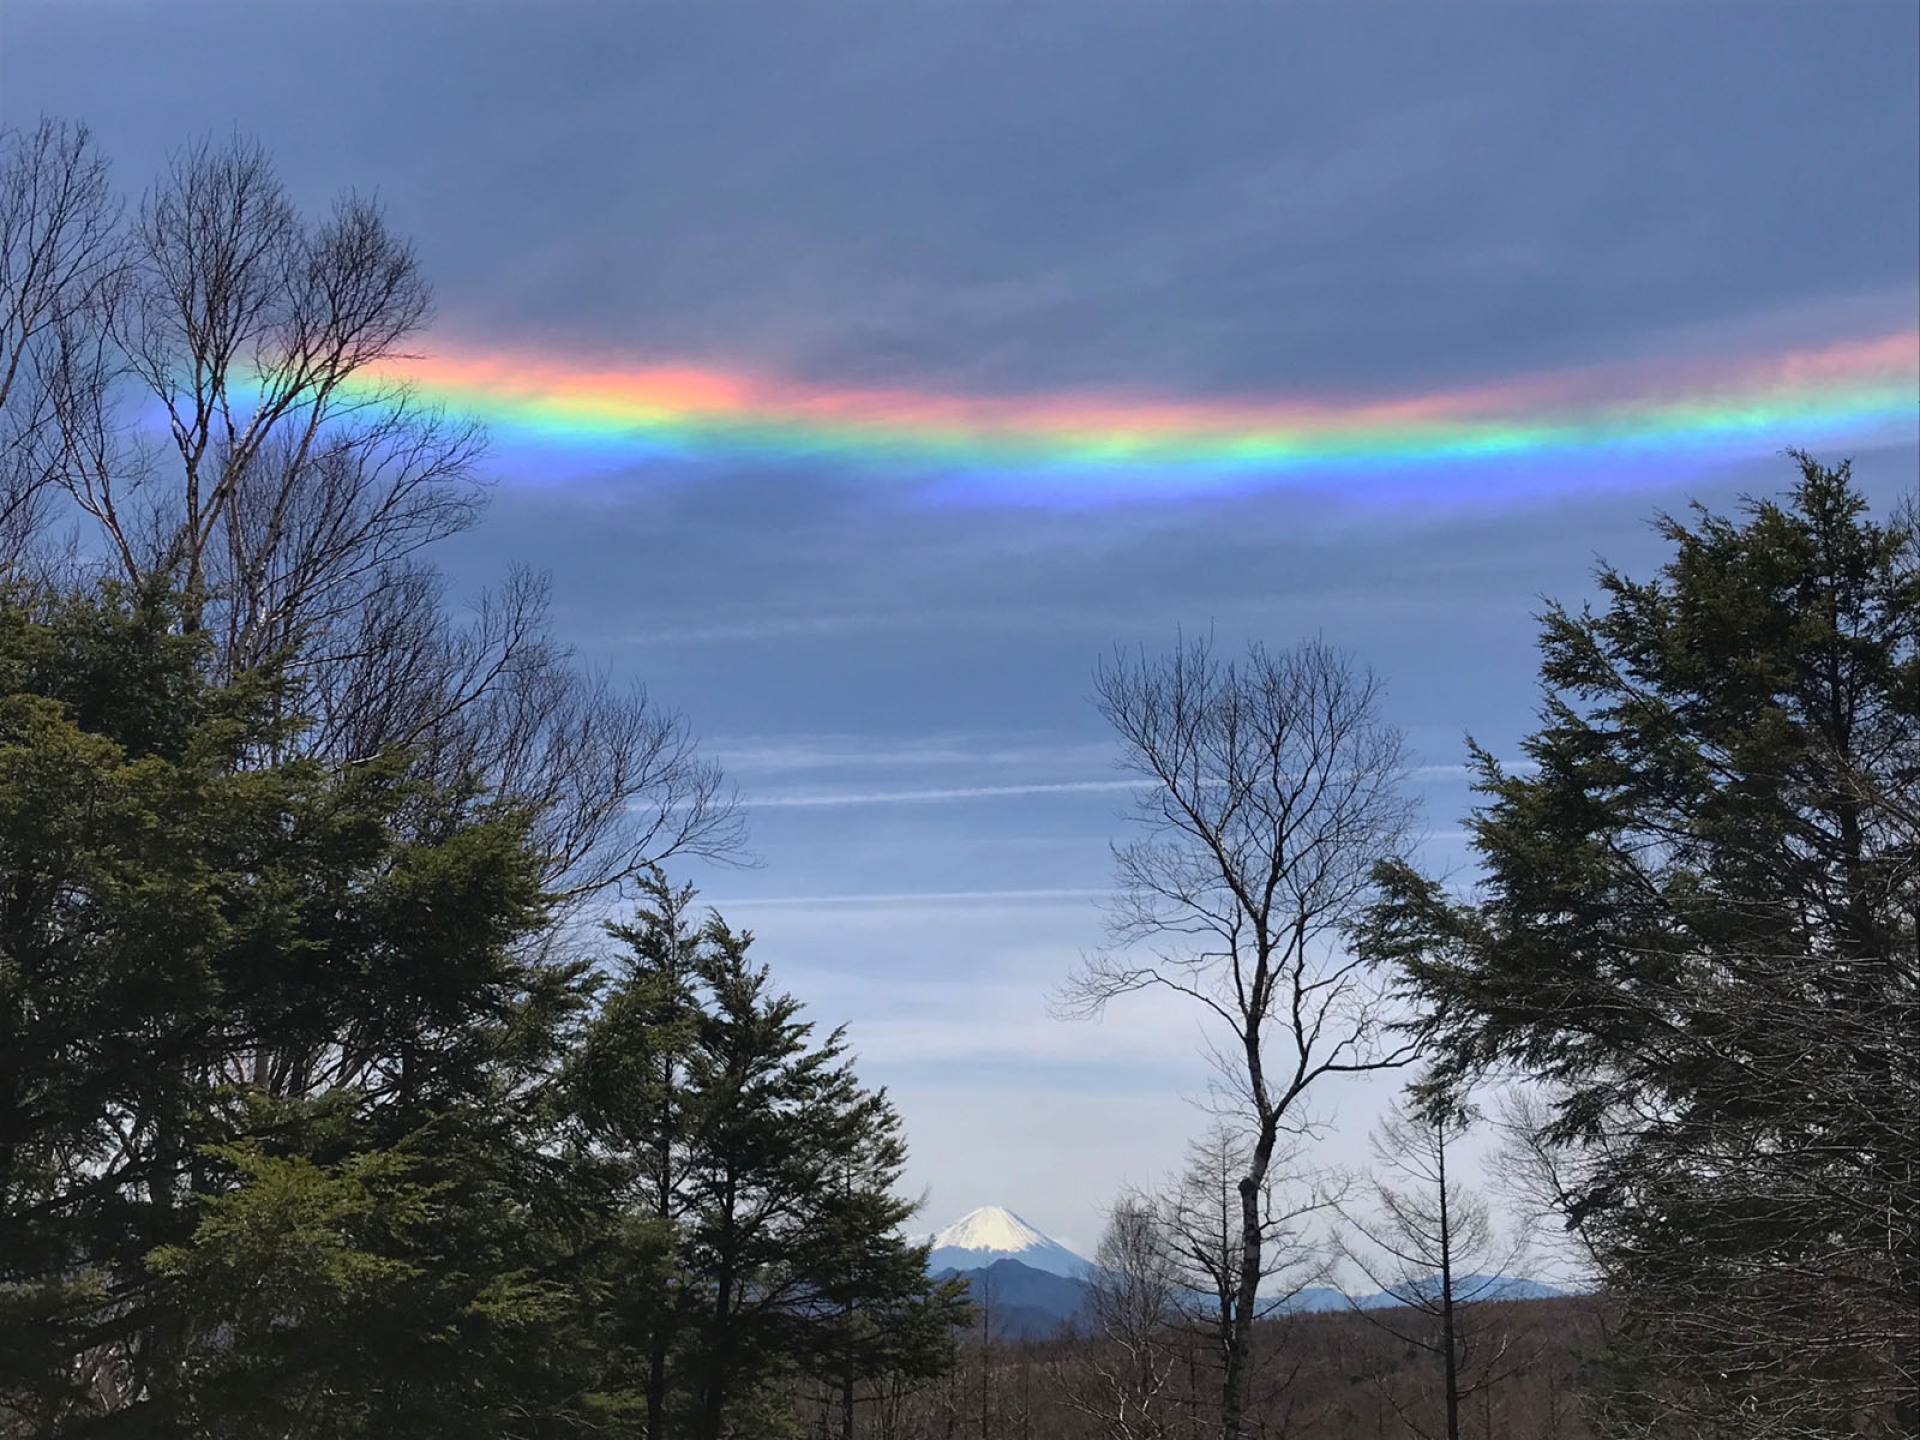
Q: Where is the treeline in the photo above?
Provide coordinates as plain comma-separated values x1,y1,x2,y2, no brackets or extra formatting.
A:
0,122,960,1438
796,1294,1601,1440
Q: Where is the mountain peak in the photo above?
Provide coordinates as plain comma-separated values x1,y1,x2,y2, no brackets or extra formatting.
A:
926,1205,1088,1279
932,1206,1050,1253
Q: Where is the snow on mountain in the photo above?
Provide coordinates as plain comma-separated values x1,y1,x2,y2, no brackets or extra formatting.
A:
926,1205,1089,1279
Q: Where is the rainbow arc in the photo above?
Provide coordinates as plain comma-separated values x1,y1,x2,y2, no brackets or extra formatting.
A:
357,329,1920,500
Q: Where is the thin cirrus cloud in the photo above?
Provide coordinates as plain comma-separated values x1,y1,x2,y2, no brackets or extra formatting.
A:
717,730,1495,780
738,761,1497,808
718,732,1500,780
718,887,1114,908
746,779,1147,807
716,861,1471,914
712,733,1116,773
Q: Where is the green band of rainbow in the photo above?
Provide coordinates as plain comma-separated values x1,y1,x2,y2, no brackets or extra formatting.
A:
359,328,1919,500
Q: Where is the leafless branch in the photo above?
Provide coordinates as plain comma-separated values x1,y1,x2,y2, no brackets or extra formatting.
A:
1058,637,1415,1440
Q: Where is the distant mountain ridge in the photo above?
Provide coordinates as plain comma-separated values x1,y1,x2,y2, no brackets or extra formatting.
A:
928,1255,1571,1342
935,1258,1090,1339
1352,1273,1568,1309
925,1207,1569,1339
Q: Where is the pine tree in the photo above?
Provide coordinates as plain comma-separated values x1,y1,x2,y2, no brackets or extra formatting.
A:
566,877,966,1440
0,582,590,1436
1363,455,1920,1435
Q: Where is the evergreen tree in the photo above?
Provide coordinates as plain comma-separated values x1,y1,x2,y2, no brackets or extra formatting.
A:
562,880,708,1439
1362,455,1920,1436
565,877,967,1440
0,582,591,1436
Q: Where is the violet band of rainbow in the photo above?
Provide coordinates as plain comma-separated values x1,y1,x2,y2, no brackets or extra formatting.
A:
354,328,1919,499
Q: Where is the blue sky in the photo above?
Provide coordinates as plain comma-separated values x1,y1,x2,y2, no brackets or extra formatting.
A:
7,0,1916,1255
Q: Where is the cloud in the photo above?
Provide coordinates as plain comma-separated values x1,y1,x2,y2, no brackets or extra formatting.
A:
713,733,1114,774
747,778,1145,807
717,886,1110,907
715,735,1509,781
15,0,1911,1258
740,763,1502,808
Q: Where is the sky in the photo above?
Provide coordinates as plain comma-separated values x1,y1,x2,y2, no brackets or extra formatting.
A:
5,0,1917,1260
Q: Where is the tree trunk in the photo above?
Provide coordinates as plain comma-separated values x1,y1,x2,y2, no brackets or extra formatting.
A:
841,1300,856,1440
1222,1084,1280,1439
696,1176,738,1440
646,1336,669,1440
1221,1161,1266,1434
1437,1125,1459,1440
978,1270,992,1440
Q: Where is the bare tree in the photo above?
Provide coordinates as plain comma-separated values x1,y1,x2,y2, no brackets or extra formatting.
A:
1057,1193,1183,1440
1485,1089,1603,1293
0,119,125,563
1059,636,1419,1439
347,564,742,902
104,135,443,640
1162,1126,1338,1439
1337,1100,1533,1440
0,129,741,900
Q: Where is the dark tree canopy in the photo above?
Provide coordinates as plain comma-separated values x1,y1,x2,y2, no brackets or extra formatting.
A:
0,581,963,1439
0,582,566,1435
563,881,969,1440
1364,454,1920,1437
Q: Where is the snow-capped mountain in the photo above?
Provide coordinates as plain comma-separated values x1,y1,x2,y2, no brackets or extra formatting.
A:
926,1206,1089,1279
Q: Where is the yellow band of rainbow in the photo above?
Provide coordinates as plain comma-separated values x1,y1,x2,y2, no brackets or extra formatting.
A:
353,328,1919,500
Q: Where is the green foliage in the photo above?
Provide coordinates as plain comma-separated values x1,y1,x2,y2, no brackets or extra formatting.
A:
0,582,582,1436
1363,455,1920,1435
0,587,960,1438
141,1141,434,1436
565,877,969,1440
